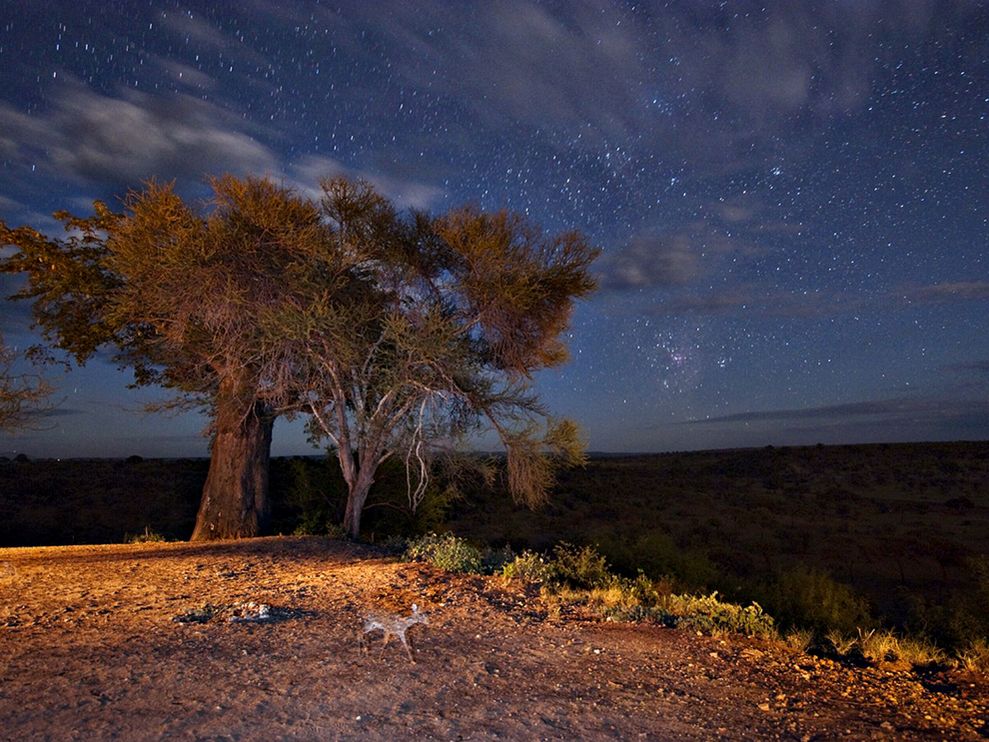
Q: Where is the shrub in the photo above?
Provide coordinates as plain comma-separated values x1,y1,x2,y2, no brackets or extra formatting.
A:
758,566,871,634
583,573,669,622
820,628,948,669
824,629,858,655
855,628,899,664
784,628,814,653
957,638,989,673
380,534,410,555
503,543,775,639
545,542,611,590
658,592,776,639
404,532,483,574
125,526,167,544
292,513,330,536
502,550,554,584
902,570,989,651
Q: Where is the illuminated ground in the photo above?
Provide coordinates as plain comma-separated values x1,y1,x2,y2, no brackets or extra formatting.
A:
0,537,985,739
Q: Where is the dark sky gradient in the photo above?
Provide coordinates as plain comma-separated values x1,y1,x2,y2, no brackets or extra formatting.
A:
1,1,987,457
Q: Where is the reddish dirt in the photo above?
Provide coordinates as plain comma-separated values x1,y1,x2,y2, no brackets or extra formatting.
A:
0,537,986,740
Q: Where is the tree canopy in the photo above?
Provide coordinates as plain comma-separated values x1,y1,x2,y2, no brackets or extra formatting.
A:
0,175,598,539
266,179,599,536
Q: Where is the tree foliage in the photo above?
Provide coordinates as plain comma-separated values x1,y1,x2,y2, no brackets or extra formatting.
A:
260,179,598,536
0,174,598,539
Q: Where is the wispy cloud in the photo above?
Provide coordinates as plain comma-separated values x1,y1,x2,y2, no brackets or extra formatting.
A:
288,156,445,211
900,281,989,303
635,286,861,320
341,1,651,143
597,191,803,294
326,0,976,156
0,84,277,190
0,84,445,213
684,395,987,426
598,232,701,291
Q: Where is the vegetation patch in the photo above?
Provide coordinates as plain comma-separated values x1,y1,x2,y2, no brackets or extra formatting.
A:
125,526,169,544
403,533,484,574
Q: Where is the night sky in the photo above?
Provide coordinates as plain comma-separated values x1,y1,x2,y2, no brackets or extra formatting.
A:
1,1,987,458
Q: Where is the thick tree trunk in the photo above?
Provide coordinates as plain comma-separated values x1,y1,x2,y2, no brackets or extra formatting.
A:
342,474,374,539
190,393,274,541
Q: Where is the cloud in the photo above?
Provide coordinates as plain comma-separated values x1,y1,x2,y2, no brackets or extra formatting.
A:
649,288,863,319
158,10,234,50
377,1,649,142
0,84,444,212
288,156,445,211
145,55,218,92
598,208,775,293
901,281,989,303
643,291,753,317
601,279,859,320
684,397,934,425
0,85,277,190
365,2,911,143
684,395,988,426
291,0,979,173
670,279,989,318
609,271,986,321
598,232,700,291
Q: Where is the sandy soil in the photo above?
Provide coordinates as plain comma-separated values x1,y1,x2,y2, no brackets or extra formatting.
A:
0,537,986,740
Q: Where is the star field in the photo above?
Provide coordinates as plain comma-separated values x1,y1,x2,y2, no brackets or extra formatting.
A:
1,1,987,457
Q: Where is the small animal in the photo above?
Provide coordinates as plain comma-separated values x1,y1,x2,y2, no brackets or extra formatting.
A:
358,603,429,663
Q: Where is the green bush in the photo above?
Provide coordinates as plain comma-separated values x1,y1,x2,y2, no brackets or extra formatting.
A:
502,550,554,583
587,572,669,621
657,592,776,638
757,566,871,634
125,526,167,544
404,532,483,574
545,542,612,590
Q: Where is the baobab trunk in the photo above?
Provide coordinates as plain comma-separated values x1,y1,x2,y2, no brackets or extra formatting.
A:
190,392,274,541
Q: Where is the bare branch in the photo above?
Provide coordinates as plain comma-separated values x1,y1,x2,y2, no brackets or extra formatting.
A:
0,336,55,432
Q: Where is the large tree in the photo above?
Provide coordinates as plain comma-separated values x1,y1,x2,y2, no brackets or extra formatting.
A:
0,175,597,540
260,179,599,537
0,177,366,538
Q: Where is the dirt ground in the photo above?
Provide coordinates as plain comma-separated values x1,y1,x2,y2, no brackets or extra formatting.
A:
0,537,986,740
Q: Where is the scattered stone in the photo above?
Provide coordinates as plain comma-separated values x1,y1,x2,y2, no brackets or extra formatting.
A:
228,602,272,623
